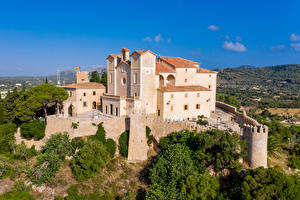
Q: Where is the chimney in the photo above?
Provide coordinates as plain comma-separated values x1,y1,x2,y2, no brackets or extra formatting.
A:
121,48,130,61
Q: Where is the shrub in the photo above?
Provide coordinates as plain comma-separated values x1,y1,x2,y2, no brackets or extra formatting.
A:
119,131,129,157
0,123,17,154
29,152,63,185
11,142,37,160
71,140,109,181
20,120,45,140
71,137,85,150
0,191,35,200
288,156,300,169
146,126,154,145
41,132,73,160
95,122,106,143
106,139,116,157
196,119,208,126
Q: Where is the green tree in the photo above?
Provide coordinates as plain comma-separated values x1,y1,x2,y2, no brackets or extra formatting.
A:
20,120,46,140
119,131,129,157
90,71,101,83
2,88,23,123
71,140,109,181
146,144,197,199
15,84,68,121
100,71,107,86
179,174,219,200
0,123,17,154
41,132,73,159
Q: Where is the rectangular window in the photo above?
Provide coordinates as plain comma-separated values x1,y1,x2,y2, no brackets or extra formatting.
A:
69,91,72,97
184,105,188,110
185,79,187,83
197,93,200,97
83,93,86,97
185,93,188,98
158,110,160,116
110,104,113,115
83,102,87,107
171,94,174,98
171,106,173,111
105,106,108,114
93,91,96,95
196,104,200,109
116,107,118,116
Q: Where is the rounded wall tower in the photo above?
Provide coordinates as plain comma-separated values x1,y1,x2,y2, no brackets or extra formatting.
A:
242,125,268,168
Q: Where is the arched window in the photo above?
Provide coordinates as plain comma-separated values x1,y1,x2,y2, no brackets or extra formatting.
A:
134,72,138,84
159,75,164,87
166,74,175,86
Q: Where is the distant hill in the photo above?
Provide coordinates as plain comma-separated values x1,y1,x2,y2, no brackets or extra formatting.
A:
216,64,300,108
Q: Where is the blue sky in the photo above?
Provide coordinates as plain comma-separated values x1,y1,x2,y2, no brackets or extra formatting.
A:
0,0,299,76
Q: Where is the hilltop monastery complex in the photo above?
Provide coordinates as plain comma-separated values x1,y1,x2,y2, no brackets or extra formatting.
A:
62,48,217,120
41,48,267,168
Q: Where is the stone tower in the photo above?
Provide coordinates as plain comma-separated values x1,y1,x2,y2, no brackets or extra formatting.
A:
127,112,148,162
242,124,268,168
76,71,89,83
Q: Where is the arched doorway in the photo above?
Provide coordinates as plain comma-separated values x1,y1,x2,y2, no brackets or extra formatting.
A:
92,101,97,109
166,74,175,86
68,105,73,117
159,75,164,87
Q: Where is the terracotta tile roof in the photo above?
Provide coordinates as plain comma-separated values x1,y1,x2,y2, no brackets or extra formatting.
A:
106,54,121,60
158,85,211,92
115,60,131,69
63,82,106,89
159,56,200,68
121,48,130,52
155,62,176,74
130,50,156,56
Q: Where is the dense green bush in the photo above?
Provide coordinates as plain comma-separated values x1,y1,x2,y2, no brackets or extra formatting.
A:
146,143,219,199
159,129,246,173
71,140,109,181
61,185,114,200
119,131,129,157
106,138,116,157
146,126,154,145
20,120,45,140
288,156,300,169
41,132,73,160
11,142,37,160
71,137,85,150
29,152,63,185
0,123,17,154
221,167,300,200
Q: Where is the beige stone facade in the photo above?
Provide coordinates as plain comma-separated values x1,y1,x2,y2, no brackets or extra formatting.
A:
103,48,217,120
62,71,106,117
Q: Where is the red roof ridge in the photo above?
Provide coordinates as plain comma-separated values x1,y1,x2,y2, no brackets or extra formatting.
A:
63,82,105,89
106,54,121,60
130,50,157,56
158,85,211,92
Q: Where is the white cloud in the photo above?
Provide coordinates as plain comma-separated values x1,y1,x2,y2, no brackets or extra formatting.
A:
291,43,300,51
143,36,152,42
290,33,300,41
208,25,219,31
154,34,163,42
222,41,247,52
270,44,285,51
167,38,171,44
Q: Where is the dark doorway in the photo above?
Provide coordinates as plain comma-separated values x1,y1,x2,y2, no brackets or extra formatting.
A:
68,105,73,117
116,107,118,116
92,101,96,109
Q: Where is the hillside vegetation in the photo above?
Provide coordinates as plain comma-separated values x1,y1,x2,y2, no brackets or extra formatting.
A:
217,65,300,110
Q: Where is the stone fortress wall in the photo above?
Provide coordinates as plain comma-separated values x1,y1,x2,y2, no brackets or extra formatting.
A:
216,101,268,168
